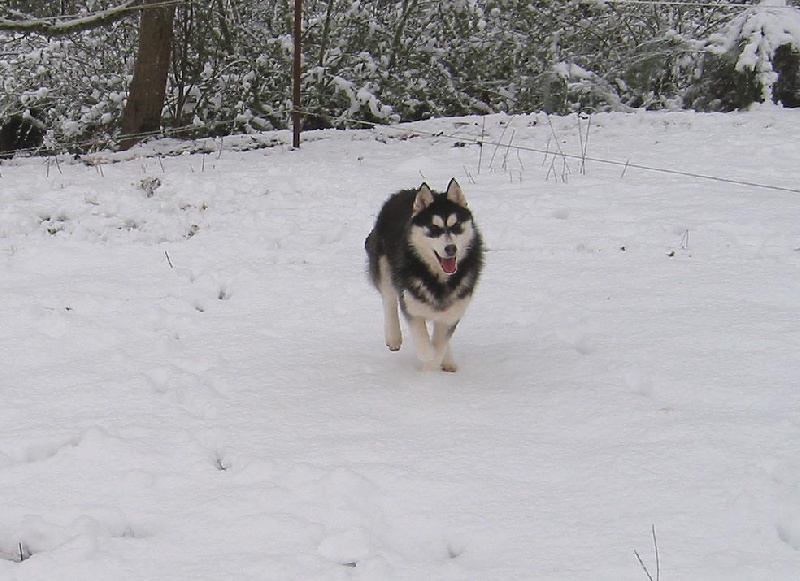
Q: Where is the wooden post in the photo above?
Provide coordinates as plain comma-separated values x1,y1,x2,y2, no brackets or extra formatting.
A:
292,0,302,148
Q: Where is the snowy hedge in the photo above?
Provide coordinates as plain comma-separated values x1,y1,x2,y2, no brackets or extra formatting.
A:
2,0,800,152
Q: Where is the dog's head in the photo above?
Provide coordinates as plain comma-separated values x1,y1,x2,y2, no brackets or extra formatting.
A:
410,178,477,276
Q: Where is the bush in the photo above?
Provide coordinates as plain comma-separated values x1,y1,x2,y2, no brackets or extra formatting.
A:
689,0,800,111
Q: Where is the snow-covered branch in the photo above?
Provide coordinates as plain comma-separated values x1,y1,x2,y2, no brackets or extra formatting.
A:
0,0,153,36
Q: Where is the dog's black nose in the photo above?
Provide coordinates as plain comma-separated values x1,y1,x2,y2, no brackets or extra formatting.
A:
444,244,457,257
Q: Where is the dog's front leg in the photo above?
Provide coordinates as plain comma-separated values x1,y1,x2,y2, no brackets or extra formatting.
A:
381,291,402,351
424,322,458,372
408,317,436,364
378,259,402,351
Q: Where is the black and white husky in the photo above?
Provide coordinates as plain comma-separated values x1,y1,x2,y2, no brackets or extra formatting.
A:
365,178,483,372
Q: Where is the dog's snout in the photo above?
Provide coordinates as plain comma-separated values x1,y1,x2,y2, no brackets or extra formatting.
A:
444,244,457,257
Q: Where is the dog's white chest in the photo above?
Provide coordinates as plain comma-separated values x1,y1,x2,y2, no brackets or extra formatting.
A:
402,291,471,324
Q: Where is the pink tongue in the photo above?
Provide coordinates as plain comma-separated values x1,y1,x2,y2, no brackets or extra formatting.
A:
439,256,457,274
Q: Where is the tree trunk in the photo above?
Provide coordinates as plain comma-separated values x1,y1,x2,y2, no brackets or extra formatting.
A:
120,0,175,150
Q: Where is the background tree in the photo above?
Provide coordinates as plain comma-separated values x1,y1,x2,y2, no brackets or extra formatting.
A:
120,0,176,149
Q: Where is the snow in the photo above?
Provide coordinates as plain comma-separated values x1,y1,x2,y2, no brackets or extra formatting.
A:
1,108,800,580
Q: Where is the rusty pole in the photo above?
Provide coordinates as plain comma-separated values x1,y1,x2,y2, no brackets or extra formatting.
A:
292,0,302,148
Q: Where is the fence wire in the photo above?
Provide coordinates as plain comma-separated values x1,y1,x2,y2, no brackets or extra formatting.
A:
2,108,799,196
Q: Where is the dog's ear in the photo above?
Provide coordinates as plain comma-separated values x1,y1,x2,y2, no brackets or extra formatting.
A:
413,183,435,214
446,178,468,207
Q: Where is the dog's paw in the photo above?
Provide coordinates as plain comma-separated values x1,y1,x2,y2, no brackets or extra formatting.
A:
441,362,458,372
421,359,457,372
385,327,402,351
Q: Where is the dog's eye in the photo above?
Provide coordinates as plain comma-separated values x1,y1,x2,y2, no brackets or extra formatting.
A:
427,226,443,237
450,223,464,235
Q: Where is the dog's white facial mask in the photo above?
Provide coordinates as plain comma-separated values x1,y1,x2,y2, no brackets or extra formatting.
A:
412,180,474,276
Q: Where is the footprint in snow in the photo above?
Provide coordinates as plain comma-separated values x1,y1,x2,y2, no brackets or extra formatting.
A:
146,366,222,420
778,517,800,551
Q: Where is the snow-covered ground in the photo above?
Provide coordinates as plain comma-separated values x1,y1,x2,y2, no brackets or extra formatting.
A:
1,108,799,580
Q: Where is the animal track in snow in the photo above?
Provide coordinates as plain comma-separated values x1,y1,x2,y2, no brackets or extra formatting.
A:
768,458,800,551
146,365,222,420
301,468,461,569
318,527,371,566
6,435,81,464
1,510,144,564
3,426,119,465
778,517,800,551
556,326,595,355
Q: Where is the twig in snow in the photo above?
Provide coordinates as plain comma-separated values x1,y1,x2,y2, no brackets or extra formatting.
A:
680,229,690,250
462,166,475,184
477,117,485,175
502,130,516,172
545,116,572,182
489,115,516,171
164,251,174,269
542,136,553,168
577,114,592,175
634,525,660,581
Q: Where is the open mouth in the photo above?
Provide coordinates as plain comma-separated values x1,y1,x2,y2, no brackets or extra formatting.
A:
435,252,458,275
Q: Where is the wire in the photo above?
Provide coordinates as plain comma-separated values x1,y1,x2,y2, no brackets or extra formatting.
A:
2,106,798,196
340,113,800,195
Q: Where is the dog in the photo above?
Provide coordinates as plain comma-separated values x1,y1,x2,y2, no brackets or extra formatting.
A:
366,178,483,372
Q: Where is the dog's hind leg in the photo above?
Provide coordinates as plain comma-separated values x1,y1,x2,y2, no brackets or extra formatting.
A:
378,257,402,351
